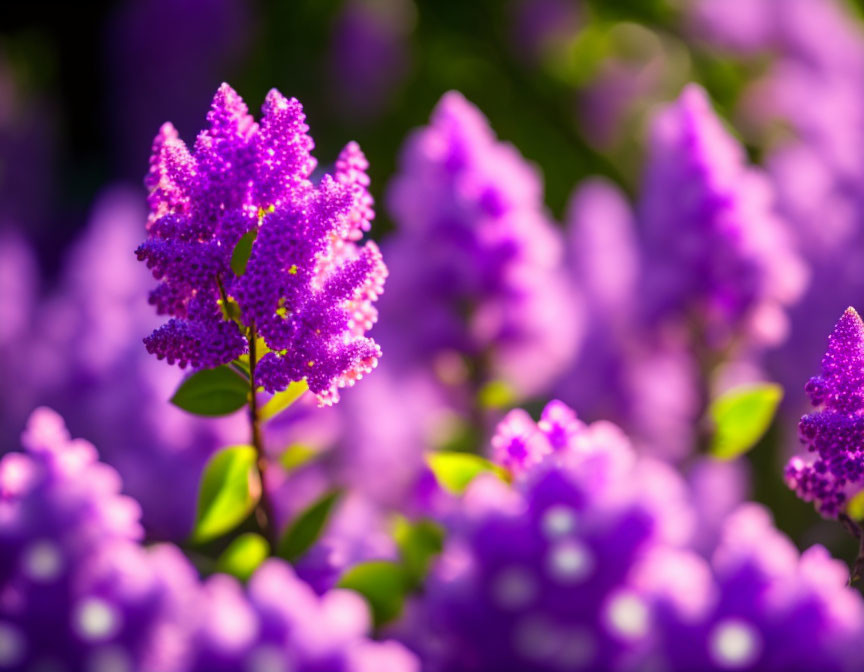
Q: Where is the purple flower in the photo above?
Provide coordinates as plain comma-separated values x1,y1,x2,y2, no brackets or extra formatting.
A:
555,178,701,461
0,407,186,670
640,83,807,352
0,408,420,671
138,84,387,405
399,401,864,671
786,307,864,516
382,91,580,397
189,560,418,672
645,505,864,672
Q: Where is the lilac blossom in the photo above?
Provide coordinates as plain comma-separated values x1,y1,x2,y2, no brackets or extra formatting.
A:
0,408,419,671
382,90,580,398
689,0,864,414
0,407,183,670
786,307,864,516
138,83,386,405
399,401,864,671
640,83,807,352
555,178,700,461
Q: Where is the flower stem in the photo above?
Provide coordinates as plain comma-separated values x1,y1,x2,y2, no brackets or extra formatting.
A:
248,324,277,547
838,513,864,584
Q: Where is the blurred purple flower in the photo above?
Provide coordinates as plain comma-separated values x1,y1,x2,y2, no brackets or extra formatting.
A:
0,407,183,670
400,401,864,671
139,84,386,405
640,83,807,353
690,0,864,416
383,91,581,399
0,408,419,671
555,178,701,460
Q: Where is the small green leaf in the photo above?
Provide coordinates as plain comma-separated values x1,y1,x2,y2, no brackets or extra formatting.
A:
279,444,319,472
261,380,308,421
192,445,261,543
218,297,243,323
478,379,516,409
216,533,269,581
394,516,444,588
338,561,408,626
426,452,508,494
709,383,783,460
277,489,342,562
171,366,249,417
848,491,864,521
231,229,258,276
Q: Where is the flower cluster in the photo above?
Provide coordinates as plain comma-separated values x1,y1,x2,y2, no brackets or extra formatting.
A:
786,307,864,516
381,91,579,396
137,84,386,405
555,178,700,461
400,400,864,671
0,408,418,671
640,84,806,351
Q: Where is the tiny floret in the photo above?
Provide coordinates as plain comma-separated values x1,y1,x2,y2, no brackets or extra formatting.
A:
137,84,386,405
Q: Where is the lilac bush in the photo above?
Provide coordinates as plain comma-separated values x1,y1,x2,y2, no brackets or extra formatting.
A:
8,8,864,664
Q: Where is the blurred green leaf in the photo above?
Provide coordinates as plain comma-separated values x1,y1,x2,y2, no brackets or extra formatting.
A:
216,532,270,581
427,452,508,494
848,491,864,521
277,489,342,562
709,383,783,460
231,229,258,276
394,516,444,588
338,561,408,627
261,380,308,421
279,443,319,472
478,380,516,410
192,445,261,543
171,366,249,417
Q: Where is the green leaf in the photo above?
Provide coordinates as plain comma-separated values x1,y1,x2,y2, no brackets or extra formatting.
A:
231,229,258,276
394,517,444,588
279,444,319,472
192,445,261,543
709,383,783,460
426,452,508,494
848,491,864,521
171,366,249,417
216,533,269,581
261,380,309,421
277,489,342,562
338,561,408,626
478,379,515,410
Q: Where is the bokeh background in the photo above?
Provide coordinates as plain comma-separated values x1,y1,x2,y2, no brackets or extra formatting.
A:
4,0,864,575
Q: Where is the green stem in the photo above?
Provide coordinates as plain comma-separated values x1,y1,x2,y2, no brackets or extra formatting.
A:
839,513,864,585
248,324,277,547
